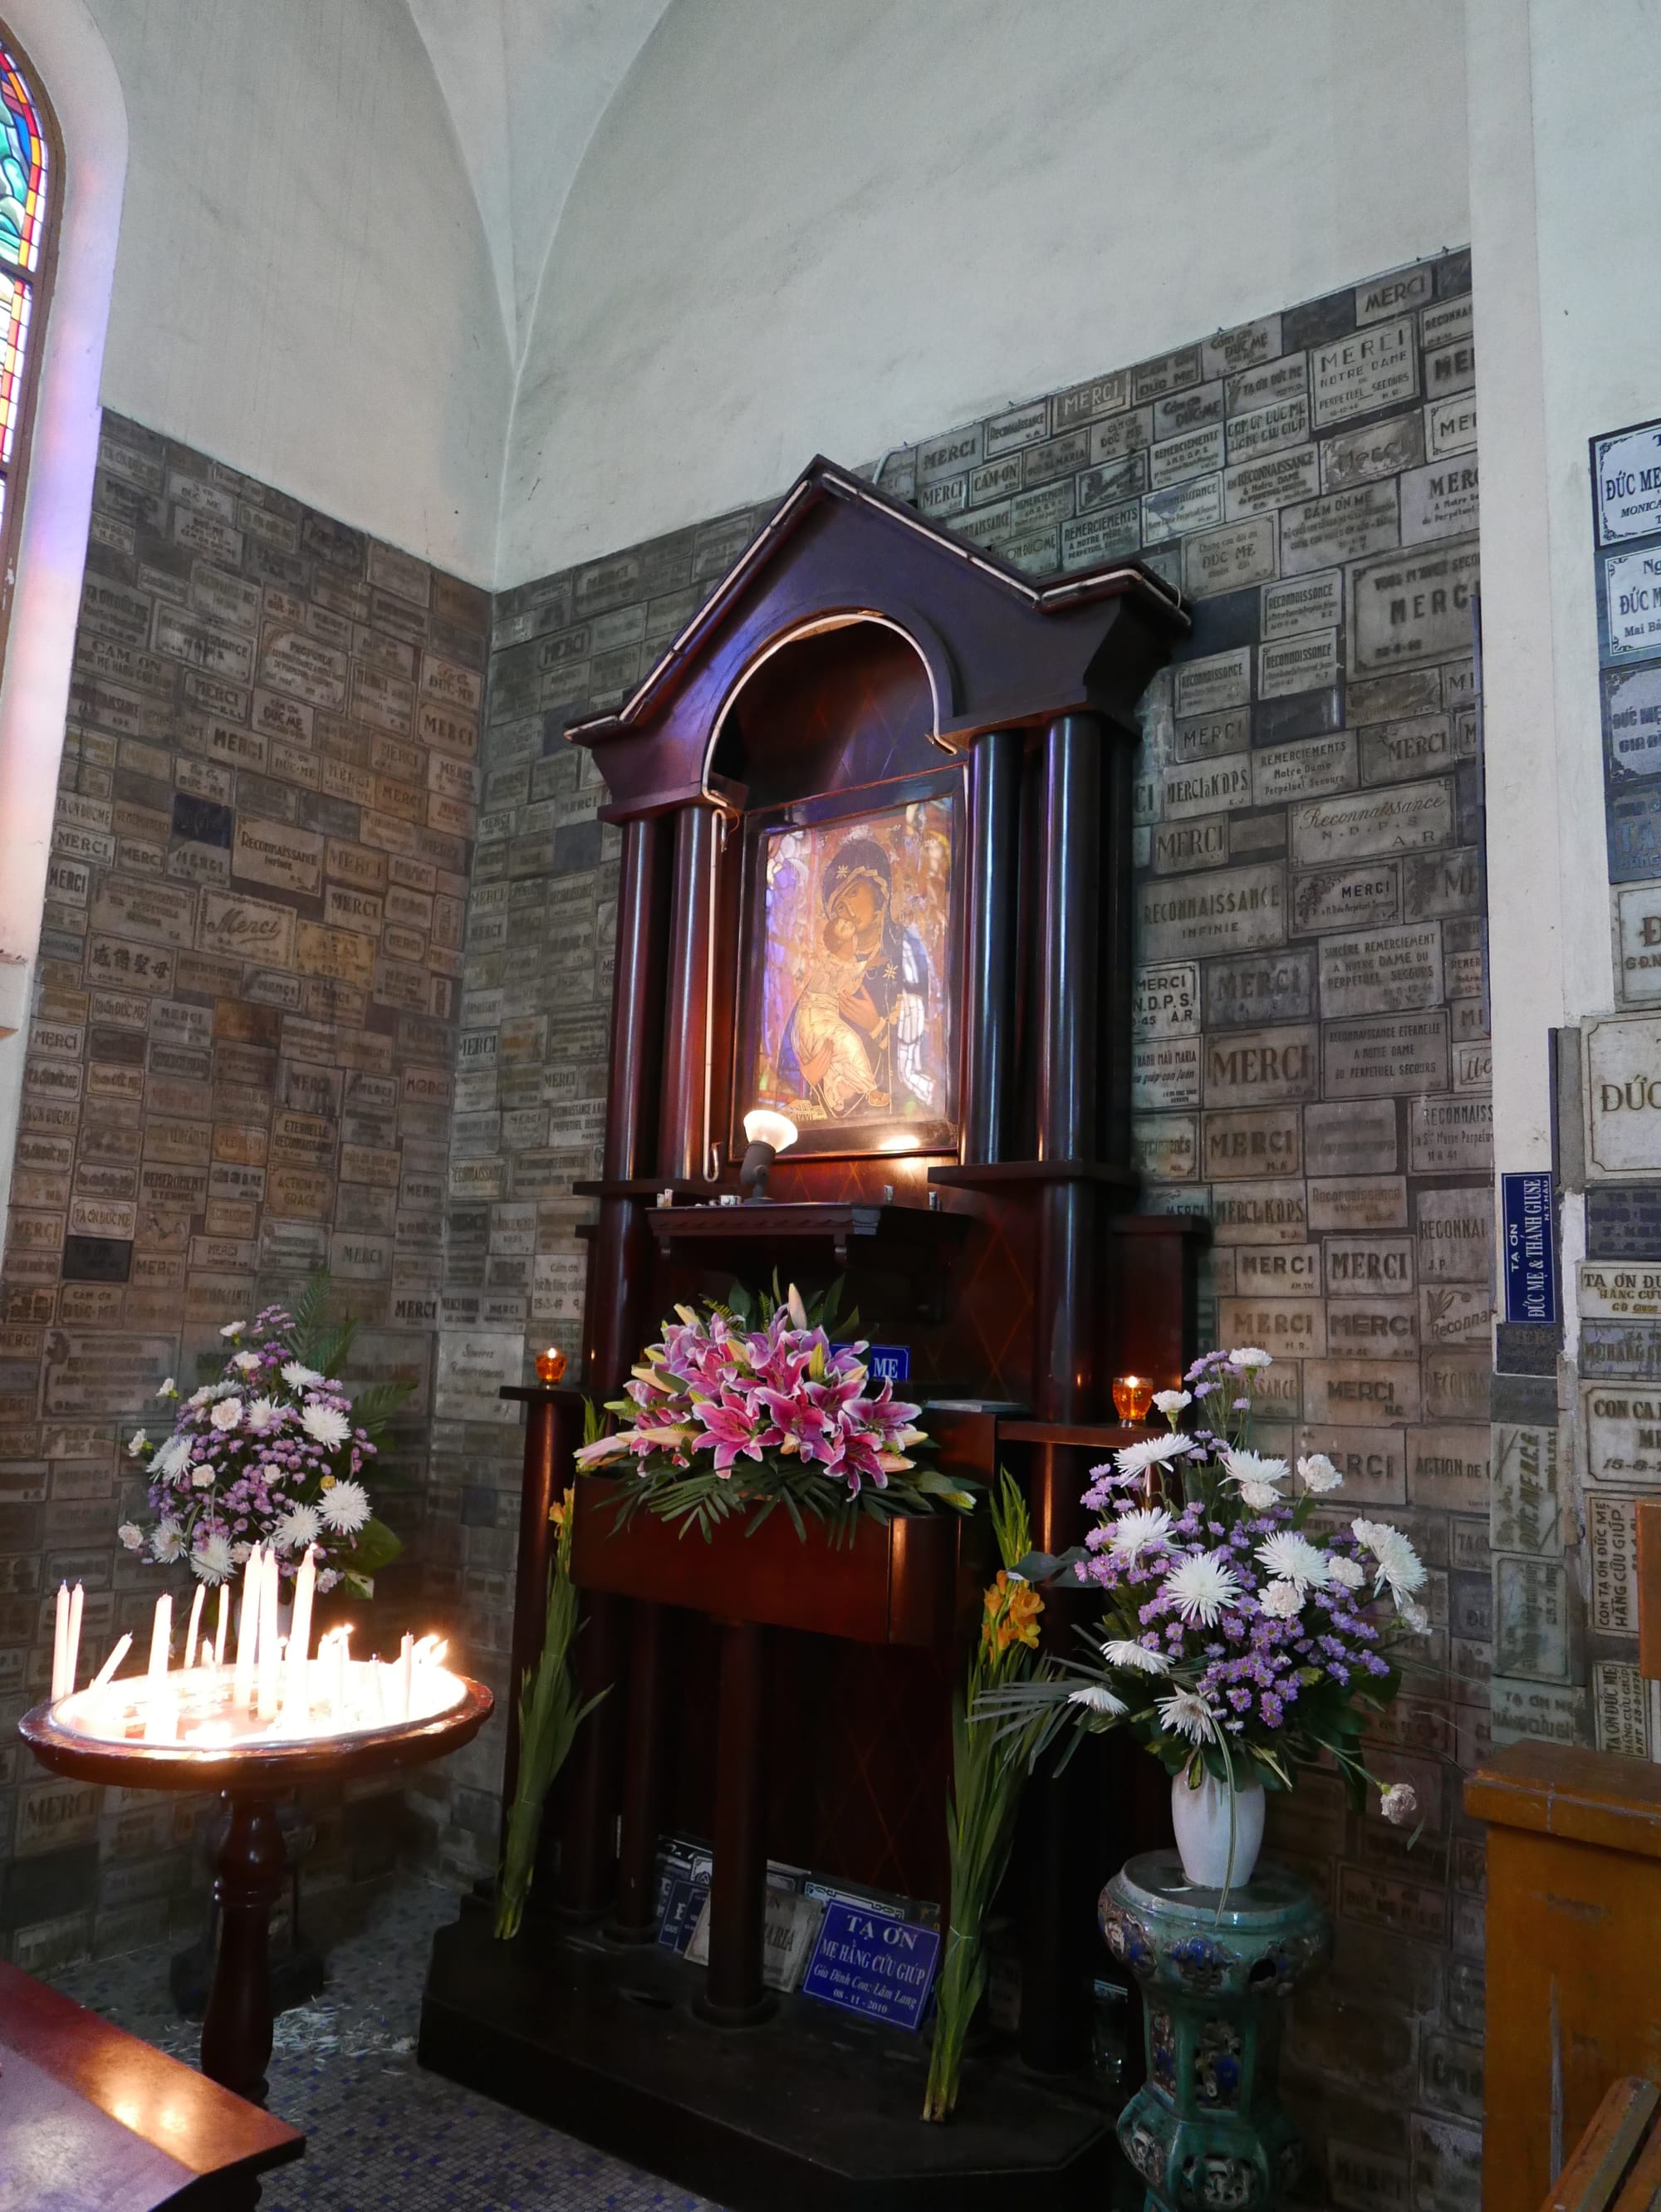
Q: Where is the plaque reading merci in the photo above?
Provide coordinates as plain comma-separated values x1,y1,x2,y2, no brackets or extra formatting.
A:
801,1901,940,2031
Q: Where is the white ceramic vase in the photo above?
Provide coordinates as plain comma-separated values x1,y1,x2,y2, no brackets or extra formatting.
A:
1170,1769,1265,1890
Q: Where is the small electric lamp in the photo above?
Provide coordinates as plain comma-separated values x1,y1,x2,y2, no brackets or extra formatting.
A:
1112,1374,1154,1424
535,1345,567,1385
741,1108,799,1202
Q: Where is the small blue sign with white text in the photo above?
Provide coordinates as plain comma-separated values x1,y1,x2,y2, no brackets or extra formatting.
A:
866,1344,909,1384
1502,1171,1558,1326
801,1901,939,2030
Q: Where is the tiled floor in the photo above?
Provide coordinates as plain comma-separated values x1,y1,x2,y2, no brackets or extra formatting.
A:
49,1879,723,2212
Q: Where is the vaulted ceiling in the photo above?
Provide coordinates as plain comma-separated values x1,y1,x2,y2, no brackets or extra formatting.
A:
403,0,674,367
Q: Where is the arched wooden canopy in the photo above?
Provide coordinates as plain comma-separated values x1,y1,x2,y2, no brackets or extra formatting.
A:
566,454,1189,817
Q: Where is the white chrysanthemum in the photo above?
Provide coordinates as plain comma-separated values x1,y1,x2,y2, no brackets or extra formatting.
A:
1068,1684,1127,1716
1381,1782,1418,1827
231,1351,262,1374
1222,1449,1289,1490
272,1503,322,1552
187,1386,214,1409
219,1321,246,1338
153,1435,194,1480
1326,1555,1365,1590
1227,1346,1273,1370
1101,1639,1172,1675
1255,1531,1330,1592
301,1403,350,1451
126,1430,147,1458
245,1396,282,1433
1156,1687,1219,1742
1352,1518,1426,1605
150,1520,184,1564
1259,1579,1305,1621
1297,1452,1343,1493
319,1478,370,1534
117,1521,145,1552
156,1376,177,1399
1114,1432,1191,1481
1397,1599,1430,1635
1152,1388,1191,1418
1162,1552,1244,1626
191,1532,234,1583
1237,1479,1282,1512
209,1398,242,1432
1109,1507,1175,1562
282,1361,322,1390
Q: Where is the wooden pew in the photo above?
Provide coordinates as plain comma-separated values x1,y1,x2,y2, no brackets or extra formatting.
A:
0,1957,303,2210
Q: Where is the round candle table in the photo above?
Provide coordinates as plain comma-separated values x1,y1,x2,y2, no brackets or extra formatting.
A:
1100,1850,1329,2212
20,1675,492,2106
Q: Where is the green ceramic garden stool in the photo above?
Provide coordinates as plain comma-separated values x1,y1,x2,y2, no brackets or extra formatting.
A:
1100,1851,1330,2212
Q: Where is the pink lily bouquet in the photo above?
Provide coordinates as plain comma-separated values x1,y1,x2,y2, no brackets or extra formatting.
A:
983,1347,1423,1824
574,1281,973,1539
119,1280,406,1598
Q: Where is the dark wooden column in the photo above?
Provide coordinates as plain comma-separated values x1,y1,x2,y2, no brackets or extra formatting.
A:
963,727,1023,1165
1024,710,1108,2077
696,1619,774,2025
610,798,723,1937
561,812,669,1918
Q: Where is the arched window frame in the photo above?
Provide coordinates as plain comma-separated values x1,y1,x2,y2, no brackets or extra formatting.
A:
0,22,57,662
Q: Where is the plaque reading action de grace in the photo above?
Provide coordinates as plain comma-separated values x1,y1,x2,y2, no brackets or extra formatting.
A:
801,1901,941,2031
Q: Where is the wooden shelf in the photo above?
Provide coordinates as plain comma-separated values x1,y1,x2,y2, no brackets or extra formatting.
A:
635,1198,968,1269
997,1420,1156,1449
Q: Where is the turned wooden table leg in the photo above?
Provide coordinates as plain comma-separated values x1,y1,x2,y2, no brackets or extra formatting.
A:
201,1793,288,2105
697,1618,773,2027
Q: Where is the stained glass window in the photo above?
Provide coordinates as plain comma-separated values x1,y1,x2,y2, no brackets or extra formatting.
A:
0,32,47,556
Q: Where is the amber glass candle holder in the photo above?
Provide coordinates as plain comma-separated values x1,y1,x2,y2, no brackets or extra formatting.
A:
1112,1373,1154,1425
535,1345,567,1386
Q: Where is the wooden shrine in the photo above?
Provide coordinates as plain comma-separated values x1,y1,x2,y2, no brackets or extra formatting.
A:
422,457,1205,2208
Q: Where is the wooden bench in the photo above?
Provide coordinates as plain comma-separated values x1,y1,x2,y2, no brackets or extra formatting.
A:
1544,2077,1661,2211
0,1957,303,2210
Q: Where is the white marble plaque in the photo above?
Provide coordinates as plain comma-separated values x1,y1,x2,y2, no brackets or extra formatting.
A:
1258,630,1339,699
1427,393,1478,458
1161,758,1253,822
1137,864,1286,962
1348,539,1481,674
1132,1036,1201,1111
1418,1184,1492,1285
1605,665,1661,779
1132,964,1200,1040
1585,1382,1661,1488
1605,546,1661,658
1581,1260,1661,1318
1311,316,1418,427
1262,569,1341,642
1408,1094,1494,1174
1323,1013,1450,1101
1291,782,1454,866
1597,419,1661,542
1318,923,1443,1018
1494,1558,1570,1682
1252,733,1356,809
1590,1493,1639,1631
1585,1013,1661,1177
1173,649,1252,721
1593,1661,1649,1758
1400,457,1480,546
1492,1424,1562,1555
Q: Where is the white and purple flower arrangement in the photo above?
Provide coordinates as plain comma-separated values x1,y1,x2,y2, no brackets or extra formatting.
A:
119,1278,407,1597
983,1346,1424,1829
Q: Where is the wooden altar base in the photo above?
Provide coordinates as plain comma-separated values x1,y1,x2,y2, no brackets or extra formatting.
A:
419,1893,1131,2212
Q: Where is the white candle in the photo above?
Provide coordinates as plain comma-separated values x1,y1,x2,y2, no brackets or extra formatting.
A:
184,1584,204,1676
397,1631,414,1724
51,1583,68,1702
257,1550,281,1720
90,1631,131,1692
233,1548,259,1709
143,1595,172,1742
65,1583,83,1699
214,1583,229,1667
287,1547,316,1717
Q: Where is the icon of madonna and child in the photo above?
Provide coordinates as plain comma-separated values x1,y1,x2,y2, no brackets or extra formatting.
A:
745,799,957,1157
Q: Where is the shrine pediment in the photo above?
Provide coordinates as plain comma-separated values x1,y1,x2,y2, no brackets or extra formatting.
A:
567,455,1188,817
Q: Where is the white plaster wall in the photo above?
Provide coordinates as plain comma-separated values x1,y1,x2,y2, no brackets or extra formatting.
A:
86,0,511,582
499,0,1471,584
1473,0,1656,1184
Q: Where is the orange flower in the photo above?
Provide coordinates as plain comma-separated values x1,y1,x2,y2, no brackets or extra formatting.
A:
980,1570,1043,1658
